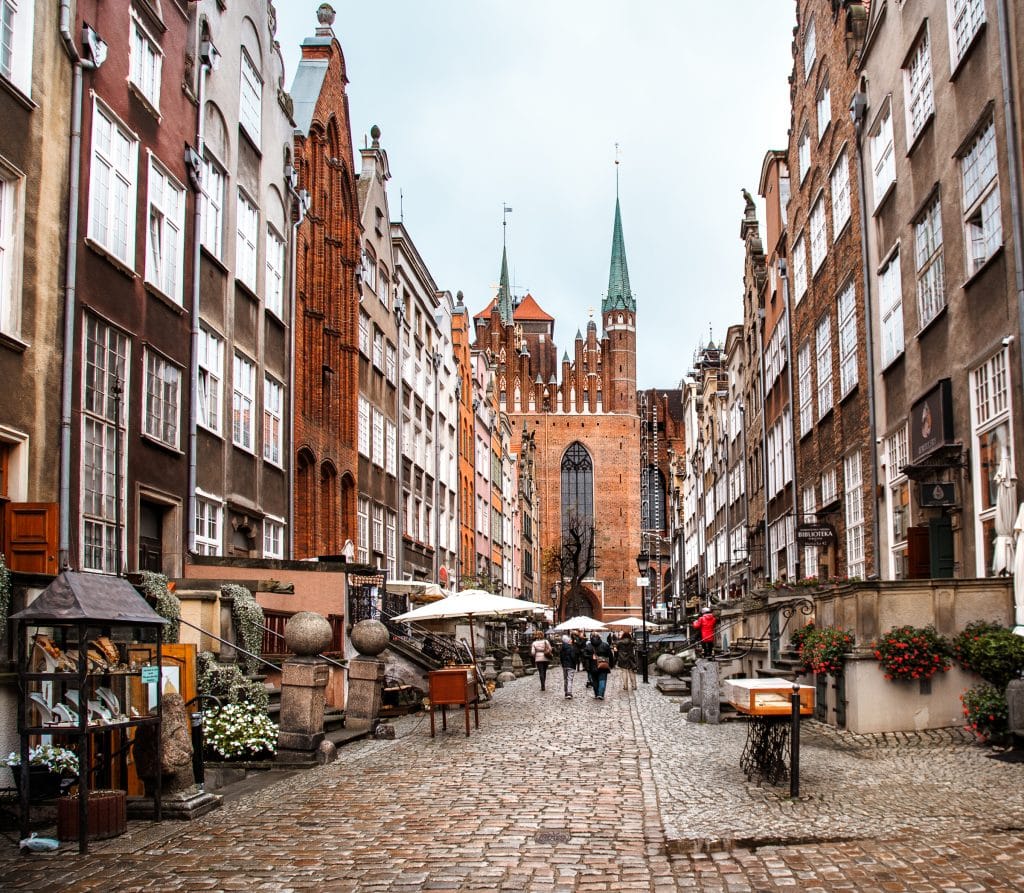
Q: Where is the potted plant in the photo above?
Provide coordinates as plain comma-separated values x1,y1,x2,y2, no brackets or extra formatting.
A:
961,683,1010,744
4,744,79,800
202,701,278,762
800,626,854,675
874,625,950,682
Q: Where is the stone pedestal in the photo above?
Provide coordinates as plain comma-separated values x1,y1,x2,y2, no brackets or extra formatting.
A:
483,655,499,688
277,657,331,752
346,656,385,725
1007,679,1024,738
511,651,525,677
685,659,720,724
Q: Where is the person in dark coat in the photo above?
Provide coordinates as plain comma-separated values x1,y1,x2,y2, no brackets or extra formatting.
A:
615,631,638,691
585,632,613,700
558,634,577,699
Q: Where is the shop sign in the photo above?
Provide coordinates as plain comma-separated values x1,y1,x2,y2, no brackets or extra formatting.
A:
909,379,954,465
919,481,956,506
795,524,835,547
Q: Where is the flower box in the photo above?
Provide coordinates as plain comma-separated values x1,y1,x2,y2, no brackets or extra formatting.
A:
57,789,126,841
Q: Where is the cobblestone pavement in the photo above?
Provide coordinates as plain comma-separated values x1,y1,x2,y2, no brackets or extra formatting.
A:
2,672,1023,891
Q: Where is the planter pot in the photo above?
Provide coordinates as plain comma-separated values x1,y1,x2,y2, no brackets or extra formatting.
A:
57,789,127,841
13,767,65,801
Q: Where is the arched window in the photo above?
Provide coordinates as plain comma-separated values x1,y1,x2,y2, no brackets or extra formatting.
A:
561,441,594,537
642,465,666,532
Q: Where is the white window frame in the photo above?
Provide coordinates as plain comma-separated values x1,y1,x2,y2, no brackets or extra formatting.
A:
798,127,811,184
915,193,945,329
803,17,816,81
372,408,384,468
385,342,396,383
201,155,225,260
361,248,376,291
359,312,370,356
263,518,284,559
878,249,904,367
386,420,397,476
385,510,397,578
129,11,162,112
372,503,384,553
886,426,910,580
792,234,807,303
373,327,384,370
948,0,985,68
232,353,256,452
239,48,262,147
265,226,285,318
0,0,34,97
145,157,185,303
960,119,1001,276
263,376,283,466
870,101,895,208
830,150,851,239
809,195,827,273
821,468,837,506
358,396,370,457
904,25,934,143
194,493,222,556
235,190,259,291
844,450,865,578
88,99,139,266
81,314,129,573
816,77,831,140
143,349,181,449
816,314,833,416
197,328,223,435
357,496,370,564
837,283,858,397
797,341,813,436
0,165,23,337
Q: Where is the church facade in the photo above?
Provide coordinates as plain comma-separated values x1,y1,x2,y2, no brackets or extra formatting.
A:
471,198,643,621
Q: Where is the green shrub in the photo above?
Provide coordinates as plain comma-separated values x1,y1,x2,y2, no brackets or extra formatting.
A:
788,622,815,652
224,584,264,674
961,683,1009,743
951,621,1024,690
203,701,278,761
874,625,950,682
139,571,180,643
196,651,269,711
800,626,854,675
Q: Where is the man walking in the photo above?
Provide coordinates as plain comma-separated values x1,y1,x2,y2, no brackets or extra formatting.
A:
559,634,577,698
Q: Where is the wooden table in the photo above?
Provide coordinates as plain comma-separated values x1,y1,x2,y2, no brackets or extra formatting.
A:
428,667,479,737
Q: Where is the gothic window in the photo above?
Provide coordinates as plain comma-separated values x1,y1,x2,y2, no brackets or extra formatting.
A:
642,465,666,532
560,441,594,540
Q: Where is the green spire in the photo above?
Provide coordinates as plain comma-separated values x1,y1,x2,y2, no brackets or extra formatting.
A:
603,196,635,314
498,244,513,324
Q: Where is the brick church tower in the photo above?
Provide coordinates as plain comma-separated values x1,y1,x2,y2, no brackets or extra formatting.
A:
471,195,643,621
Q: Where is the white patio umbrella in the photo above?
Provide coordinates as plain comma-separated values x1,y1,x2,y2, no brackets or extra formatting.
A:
391,590,545,660
992,448,1017,576
607,617,646,629
552,615,607,632
1013,503,1024,636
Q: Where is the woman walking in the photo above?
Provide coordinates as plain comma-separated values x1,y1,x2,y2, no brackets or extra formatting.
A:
615,631,638,692
530,631,553,691
585,632,614,700
559,634,577,698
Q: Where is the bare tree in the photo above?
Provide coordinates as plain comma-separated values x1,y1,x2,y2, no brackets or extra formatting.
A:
543,509,597,617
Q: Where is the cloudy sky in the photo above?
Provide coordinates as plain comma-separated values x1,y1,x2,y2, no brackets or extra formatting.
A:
276,2,795,389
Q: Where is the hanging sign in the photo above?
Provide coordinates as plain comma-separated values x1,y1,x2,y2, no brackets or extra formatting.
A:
795,524,836,547
909,379,954,465
919,482,956,506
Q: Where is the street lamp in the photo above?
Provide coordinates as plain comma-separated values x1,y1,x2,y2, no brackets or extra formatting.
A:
636,549,650,683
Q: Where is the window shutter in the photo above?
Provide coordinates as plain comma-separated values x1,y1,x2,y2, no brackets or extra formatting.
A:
3,502,58,573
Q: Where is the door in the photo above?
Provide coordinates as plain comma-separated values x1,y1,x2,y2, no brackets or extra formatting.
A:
3,502,58,573
769,610,780,666
138,501,163,573
907,526,931,579
929,516,954,579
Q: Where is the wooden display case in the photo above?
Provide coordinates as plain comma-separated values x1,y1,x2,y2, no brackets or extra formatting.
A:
724,677,815,716
427,667,479,737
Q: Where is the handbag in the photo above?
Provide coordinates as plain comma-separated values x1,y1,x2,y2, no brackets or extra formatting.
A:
594,656,610,671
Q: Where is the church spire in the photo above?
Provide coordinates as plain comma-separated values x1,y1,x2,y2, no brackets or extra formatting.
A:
603,193,635,315
497,243,512,324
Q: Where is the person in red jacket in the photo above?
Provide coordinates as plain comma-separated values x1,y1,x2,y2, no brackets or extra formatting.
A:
692,607,716,658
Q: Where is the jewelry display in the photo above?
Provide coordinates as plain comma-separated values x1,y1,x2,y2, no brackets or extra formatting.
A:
52,704,78,725
28,692,54,725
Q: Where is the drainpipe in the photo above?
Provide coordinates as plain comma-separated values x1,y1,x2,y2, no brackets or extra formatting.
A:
995,0,1024,407
186,55,211,558
851,91,882,579
58,1,98,569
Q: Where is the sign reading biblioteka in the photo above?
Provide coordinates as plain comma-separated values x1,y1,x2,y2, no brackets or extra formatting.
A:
795,524,835,546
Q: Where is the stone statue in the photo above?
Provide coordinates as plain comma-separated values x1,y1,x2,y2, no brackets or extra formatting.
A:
742,188,756,217
133,692,194,796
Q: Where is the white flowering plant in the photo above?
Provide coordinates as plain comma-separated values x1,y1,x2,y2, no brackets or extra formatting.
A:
203,701,278,761
4,744,80,776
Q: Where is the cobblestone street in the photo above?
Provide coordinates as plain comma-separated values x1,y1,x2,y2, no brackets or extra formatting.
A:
2,673,1023,892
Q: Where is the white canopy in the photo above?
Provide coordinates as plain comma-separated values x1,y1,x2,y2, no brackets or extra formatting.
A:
386,581,449,603
607,617,646,628
391,590,545,622
992,448,1017,576
552,615,607,631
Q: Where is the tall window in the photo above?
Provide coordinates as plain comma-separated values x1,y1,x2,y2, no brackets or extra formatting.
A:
129,13,162,111
232,354,255,451
263,376,283,465
373,328,384,370
803,17,816,81
357,496,370,564
887,425,910,580
837,283,858,396
561,442,594,559
816,314,833,416
385,510,396,578
798,127,811,184
239,49,262,147
642,465,665,532
1,0,33,95
195,495,221,555
816,77,831,139
0,0,17,82
798,341,813,435
371,409,384,468
385,342,396,383
870,102,895,206
949,0,985,66
144,350,180,448
904,26,934,142
915,195,945,328
265,227,285,317
197,329,223,434
81,315,129,572
820,468,837,506
810,196,827,273
89,100,138,266
972,348,1012,575
830,151,851,238
385,420,396,476
878,251,904,366
844,451,865,578
372,503,384,553
145,159,185,303
802,485,818,577
201,156,225,259
792,234,807,302
263,519,284,559
0,169,21,336
236,191,259,291
359,312,370,355
357,396,370,456
960,119,1001,275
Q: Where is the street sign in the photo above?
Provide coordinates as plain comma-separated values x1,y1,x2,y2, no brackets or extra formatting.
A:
795,524,835,547
636,576,650,587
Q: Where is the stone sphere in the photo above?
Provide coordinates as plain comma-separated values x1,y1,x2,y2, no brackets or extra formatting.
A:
350,619,390,657
655,653,674,673
317,4,336,26
285,611,333,656
660,654,686,677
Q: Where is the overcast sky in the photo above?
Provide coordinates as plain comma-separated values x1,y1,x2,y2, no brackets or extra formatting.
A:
276,1,795,389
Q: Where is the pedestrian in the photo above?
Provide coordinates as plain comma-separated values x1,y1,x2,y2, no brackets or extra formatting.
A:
692,606,717,658
558,634,577,698
573,631,590,686
615,631,638,691
586,632,614,700
530,631,553,691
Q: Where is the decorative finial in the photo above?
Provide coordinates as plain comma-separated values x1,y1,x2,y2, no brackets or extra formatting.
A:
317,4,336,27
370,124,381,147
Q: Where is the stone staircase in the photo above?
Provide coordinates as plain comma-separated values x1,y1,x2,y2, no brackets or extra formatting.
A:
756,645,804,680
265,681,349,746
